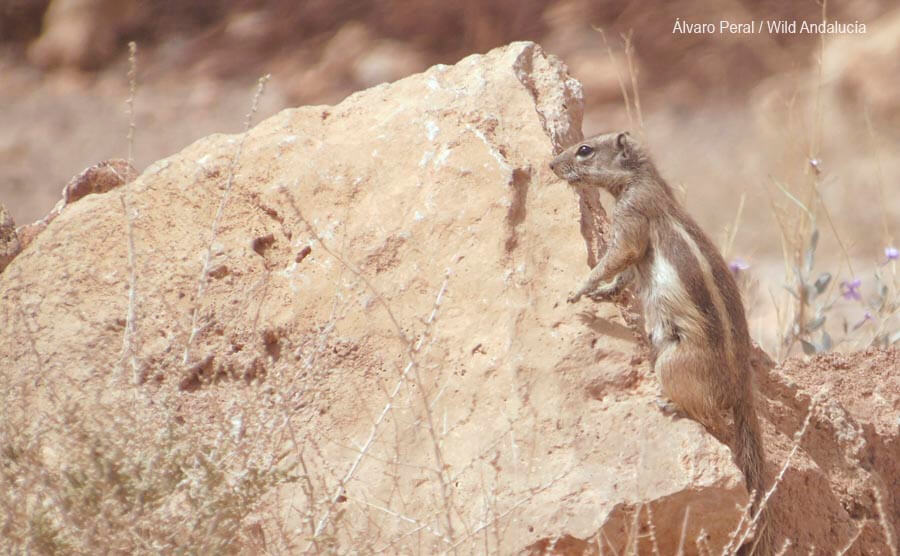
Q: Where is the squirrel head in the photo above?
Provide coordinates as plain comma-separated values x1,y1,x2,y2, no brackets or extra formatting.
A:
549,132,649,197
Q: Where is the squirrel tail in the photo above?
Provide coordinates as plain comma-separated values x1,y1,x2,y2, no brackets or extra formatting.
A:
733,390,774,555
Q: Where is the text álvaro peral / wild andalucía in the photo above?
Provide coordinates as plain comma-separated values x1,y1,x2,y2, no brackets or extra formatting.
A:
672,19,866,35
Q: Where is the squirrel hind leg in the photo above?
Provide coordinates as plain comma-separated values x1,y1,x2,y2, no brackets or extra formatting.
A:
654,342,728,434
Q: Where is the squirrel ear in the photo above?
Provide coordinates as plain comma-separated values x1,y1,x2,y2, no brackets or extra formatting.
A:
615,132,632,157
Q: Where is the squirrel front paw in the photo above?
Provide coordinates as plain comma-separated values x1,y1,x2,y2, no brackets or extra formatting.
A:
586,286,615,302
569,282,615,304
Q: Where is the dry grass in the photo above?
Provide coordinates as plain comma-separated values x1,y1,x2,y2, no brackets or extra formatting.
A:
0,389,299,553
762,0,899,359
2,24,898,556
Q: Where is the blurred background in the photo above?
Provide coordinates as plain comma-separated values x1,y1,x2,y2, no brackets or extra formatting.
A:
1,0,898,351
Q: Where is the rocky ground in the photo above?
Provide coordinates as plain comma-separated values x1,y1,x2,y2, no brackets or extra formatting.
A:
1,2,898,554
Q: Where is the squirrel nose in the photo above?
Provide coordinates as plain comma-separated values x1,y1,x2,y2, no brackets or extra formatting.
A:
549,160,556,171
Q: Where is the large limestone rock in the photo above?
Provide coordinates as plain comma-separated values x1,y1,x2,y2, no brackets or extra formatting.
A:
1,41,747,553
4,41,895,553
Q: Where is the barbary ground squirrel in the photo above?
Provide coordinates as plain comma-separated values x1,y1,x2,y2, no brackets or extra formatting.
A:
550,132,772,554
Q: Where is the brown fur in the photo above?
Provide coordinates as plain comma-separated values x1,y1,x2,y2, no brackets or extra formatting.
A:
550,132,772,554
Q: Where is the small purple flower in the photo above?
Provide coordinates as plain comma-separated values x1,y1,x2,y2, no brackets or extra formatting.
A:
852,311,874,331
886,246,899,261
840,278,862,301
729,258,750,274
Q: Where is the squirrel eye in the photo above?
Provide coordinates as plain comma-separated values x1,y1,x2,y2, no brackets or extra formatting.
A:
576,145,594,157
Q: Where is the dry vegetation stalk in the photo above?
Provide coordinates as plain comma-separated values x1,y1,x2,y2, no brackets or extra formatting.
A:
872,482,899,556
119,41,140,382
183,74,270,367
725,401,815,555
282,191,456,547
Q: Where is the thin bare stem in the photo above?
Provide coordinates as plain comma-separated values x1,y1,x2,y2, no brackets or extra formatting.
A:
644,504,661,556
290,201,453,545
126,42,137,167
119,41,140,382
728,402,815,554
441,468,571,553
676,505,690,556
349,496,449,544
621,30,645,138
836,521,864,556
872,482,898,556
862,108,892,245
809,178,855,276
593,26,633,130
775,539,792,556
183,74,270,366
722,193,746,261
